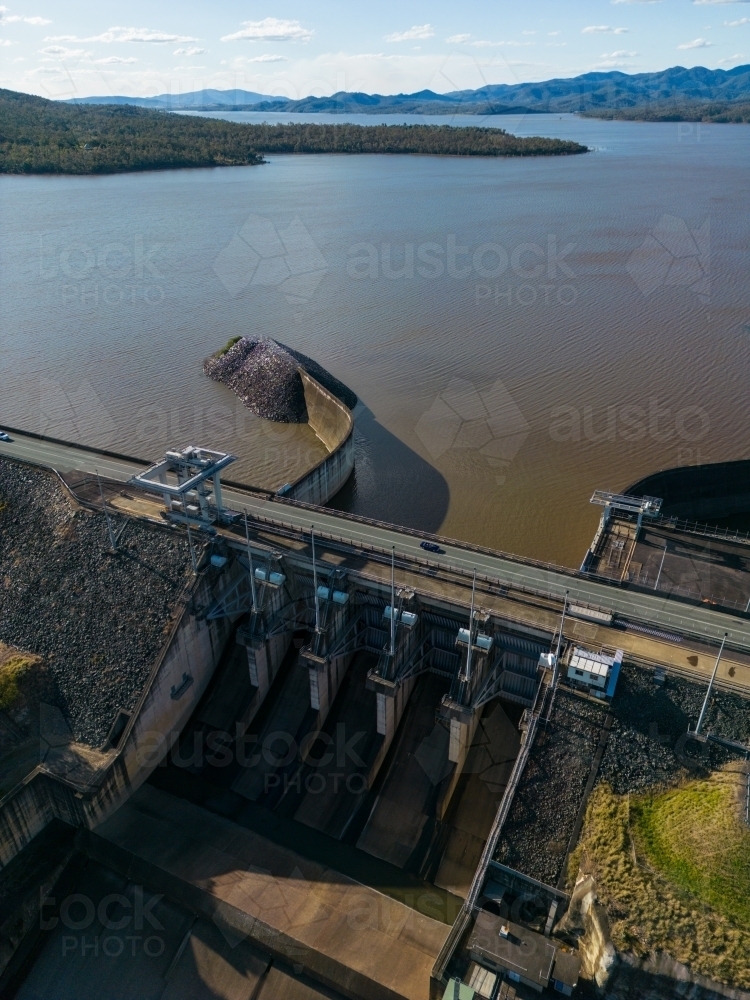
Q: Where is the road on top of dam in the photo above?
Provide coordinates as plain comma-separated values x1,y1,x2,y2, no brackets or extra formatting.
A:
3,430,750,654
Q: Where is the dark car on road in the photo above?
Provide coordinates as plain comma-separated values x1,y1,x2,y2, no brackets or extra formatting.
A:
420,540,444,554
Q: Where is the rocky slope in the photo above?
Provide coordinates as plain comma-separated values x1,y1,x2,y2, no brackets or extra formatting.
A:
203,337,357,422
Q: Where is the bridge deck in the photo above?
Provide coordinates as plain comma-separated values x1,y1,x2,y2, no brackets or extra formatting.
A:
3,431,750,694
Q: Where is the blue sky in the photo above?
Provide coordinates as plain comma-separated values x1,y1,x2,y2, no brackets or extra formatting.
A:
2,0,748,100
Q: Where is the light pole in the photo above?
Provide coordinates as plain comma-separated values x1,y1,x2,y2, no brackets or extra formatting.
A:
312,525,320,633
695,633,728,736
243,508,257,610
654,540,668,591
96,469,117,552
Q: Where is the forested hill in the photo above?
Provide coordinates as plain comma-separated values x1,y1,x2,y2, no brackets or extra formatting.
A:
0,89,265,173
0,89,586,174
583,101,750,123
209,123,586,157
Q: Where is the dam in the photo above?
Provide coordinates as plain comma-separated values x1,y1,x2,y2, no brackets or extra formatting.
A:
1,429,750,1000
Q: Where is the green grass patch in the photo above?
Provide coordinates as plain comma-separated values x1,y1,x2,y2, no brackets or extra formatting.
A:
214,335,243,358
0,656,33,711
632,776,750,929
573,776,750,989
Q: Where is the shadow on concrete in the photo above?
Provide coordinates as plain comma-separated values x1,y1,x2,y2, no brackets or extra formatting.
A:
325,405,450,534
589,954,749,1000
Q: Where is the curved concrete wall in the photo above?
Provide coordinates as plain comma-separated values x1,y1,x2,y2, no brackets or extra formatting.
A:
279,370,355,506
626,459,750,521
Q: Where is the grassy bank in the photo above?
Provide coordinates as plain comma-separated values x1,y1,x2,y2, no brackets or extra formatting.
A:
0,88,586,175
0,644,37,712
571,773,750,989
632,773,750,929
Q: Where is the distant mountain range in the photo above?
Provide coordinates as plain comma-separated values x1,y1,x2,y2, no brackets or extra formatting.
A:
68,88,269,109
66,64,750,115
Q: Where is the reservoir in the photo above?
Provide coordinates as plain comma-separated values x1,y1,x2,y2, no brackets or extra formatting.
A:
0,114,747,566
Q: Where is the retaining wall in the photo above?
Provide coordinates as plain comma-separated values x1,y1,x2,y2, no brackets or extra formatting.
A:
280,371,354,506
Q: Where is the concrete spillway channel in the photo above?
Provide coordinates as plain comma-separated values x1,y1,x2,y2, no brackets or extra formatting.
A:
0,459,556,999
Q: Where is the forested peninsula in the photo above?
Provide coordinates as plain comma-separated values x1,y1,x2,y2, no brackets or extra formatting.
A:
0,88,586,175
583,101,750,123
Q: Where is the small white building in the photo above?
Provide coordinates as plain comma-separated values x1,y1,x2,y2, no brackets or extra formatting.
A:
567,647,623,698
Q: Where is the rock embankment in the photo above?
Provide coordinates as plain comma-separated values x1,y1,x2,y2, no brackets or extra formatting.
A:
494,666,750,889
495,691,605,886
203,337,357,423
0,460,190,746
599,664,750,794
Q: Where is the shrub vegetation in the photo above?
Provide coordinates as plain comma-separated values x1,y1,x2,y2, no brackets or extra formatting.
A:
570,772,750,989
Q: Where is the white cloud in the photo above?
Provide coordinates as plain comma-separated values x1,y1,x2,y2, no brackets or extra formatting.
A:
548,30,562,35
0,36,13,45
718,50,746,59
247,53,286,62
94,55,137,64
446,33,471,43
39,44,87,58
602,49,639,56
522,30,536,35
173,45,204,55
1,11,52,24
583,25,629,33
471,39,533,47
725,15,750,23
385,24,434,42
678,36,713,47
221,18,313,43
46,26,198,44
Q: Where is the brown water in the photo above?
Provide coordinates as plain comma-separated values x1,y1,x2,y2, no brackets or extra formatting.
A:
1,114,748,566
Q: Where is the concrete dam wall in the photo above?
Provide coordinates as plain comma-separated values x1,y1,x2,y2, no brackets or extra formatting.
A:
278,370,355,506
0,564,237,867
626,459,750,521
